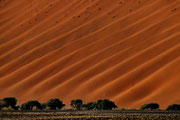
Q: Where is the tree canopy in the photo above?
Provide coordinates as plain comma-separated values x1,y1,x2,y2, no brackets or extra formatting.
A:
80,99,117,110
140,103,159,110
96,99,117,110
1,97,17,109
21,100,42,110
46,98,65,110
166,104,180,110
70,99,83,110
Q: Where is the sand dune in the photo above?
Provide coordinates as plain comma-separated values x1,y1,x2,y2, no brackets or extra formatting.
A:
0,0,179,109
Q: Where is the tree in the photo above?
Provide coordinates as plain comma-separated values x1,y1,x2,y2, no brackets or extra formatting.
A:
13,106,20,110
0,99,5,110
85,102,97,110
96,99,117,110
21,100,42,110
140,103,159,110
166,104,180,110
70,99,83,110
2,97,17,109
80,104,89,110
46,98,65,110
41,103,47,110
80,99,117,110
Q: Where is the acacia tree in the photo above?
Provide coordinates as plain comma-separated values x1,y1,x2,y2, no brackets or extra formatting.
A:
46,98,65,110
85,102,97,110
21,100,42,110
0,99,4,110
70,99,83,110
41,103,47,110
96,99,117,110
81,99,117,110
140,103,159,110
166,104,180,110
2,97,17,109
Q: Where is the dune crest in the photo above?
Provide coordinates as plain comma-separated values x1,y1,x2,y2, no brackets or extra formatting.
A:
0,0,180,109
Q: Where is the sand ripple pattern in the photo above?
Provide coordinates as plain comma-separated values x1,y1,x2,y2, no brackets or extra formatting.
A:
0,0,179,109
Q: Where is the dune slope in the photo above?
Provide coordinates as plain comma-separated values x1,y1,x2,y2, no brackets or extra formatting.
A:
0,0,180,109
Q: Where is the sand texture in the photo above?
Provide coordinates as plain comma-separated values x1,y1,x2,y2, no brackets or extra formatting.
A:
0,0,180,109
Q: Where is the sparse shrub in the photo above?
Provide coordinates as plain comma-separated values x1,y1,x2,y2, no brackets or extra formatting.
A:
129,108,137,110
114,107,126,110
44,106,51,110
166,104,180,110
32,106,40,110
2,106,13,110
46,98,65,110
70,99,83,110
21,100,42,110
140,103,159,110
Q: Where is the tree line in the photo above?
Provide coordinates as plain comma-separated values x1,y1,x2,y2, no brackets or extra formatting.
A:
0,97,180,111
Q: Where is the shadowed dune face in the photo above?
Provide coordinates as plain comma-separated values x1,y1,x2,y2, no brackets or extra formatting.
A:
0,0,180,109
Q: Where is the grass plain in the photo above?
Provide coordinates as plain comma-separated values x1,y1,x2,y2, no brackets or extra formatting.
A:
0,110,180,120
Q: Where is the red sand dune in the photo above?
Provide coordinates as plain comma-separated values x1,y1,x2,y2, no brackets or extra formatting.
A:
0,0,180,109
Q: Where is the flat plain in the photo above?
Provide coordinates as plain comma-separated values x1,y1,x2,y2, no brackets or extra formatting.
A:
0,110,180,120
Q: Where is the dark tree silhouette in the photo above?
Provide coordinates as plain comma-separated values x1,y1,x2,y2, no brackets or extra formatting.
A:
70,99,83,110
81,99,117,110
85,102,97,110
96,99,117,110
21,100,42,110
140,103,159,110
2,97,17,109
46,98,65,110
166,104,180,110
41,103,47,110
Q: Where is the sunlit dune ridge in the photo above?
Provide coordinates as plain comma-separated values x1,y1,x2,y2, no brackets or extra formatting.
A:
0,0,180,109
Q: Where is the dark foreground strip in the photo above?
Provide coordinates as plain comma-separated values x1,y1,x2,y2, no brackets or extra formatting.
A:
0,110,180,114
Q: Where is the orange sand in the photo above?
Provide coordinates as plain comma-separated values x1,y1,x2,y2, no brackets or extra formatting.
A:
0,0,179,109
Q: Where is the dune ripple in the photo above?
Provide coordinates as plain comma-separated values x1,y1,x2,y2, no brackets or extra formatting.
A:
0,0,179,109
